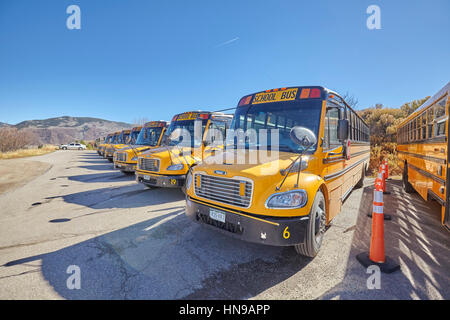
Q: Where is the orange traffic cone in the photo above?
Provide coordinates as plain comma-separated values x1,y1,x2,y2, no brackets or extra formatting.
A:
357,186,400,273
368,174,392,220
369,189,385,263
383,158,389,180
380,164,391,195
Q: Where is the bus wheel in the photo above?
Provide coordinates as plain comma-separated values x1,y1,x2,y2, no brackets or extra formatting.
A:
403,165,415,193
295,190,326,258
355,165,365,188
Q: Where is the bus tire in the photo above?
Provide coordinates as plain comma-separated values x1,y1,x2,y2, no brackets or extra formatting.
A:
294,190,326,258
355,165,365,188
403,165,415,193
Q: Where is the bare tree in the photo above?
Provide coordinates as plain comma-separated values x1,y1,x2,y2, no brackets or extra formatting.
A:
342,92,359,108
132,117,149,126
0,127,33,152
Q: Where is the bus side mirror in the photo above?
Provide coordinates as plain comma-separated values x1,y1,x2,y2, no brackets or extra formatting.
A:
337,119,349,141
290,126,317,148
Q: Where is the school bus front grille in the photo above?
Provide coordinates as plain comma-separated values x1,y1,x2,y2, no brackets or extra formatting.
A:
139,158,159,172
194,174,252,208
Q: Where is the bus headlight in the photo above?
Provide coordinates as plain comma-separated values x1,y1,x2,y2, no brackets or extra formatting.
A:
186,171,192,190
265,190,308,209
167,164,184,171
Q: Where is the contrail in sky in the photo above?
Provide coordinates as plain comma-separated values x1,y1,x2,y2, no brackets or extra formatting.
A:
215,37,239,48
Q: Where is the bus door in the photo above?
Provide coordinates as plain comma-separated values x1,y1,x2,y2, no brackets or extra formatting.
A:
322,103,346,221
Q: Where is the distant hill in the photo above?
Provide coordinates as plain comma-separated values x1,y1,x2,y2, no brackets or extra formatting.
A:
0,122,11,128
6,116,133,145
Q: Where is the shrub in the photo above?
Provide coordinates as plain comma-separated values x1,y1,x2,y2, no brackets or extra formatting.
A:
0,127,33,152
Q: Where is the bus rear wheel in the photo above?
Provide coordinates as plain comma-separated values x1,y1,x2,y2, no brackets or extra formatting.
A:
295,190,326,258
403,164,415,193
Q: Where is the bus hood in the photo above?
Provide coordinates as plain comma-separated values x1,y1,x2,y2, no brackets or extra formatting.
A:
196,150,304,179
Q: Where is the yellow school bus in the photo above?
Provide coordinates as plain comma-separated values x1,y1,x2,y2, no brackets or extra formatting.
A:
397,82,450,230
185,86,370,257
105,130,130,162
114,122,168,173
98,133,113,156
135,111,232,188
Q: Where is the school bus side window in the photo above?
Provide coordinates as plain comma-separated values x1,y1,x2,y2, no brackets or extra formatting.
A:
206,120,227,145
427,106,434,139
323,107,340,150
346,109,353,140
435,96,447,137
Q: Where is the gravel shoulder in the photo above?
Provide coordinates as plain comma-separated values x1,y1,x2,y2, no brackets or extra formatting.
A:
0,158,52,195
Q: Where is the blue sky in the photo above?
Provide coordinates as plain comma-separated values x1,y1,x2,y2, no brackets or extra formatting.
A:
0,0,449,124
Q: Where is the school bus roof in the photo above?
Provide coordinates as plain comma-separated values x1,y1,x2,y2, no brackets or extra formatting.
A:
121,129,131,134
171,111,232,122
399,82,450,127
143,121,168,127
238,86,367,126
132,126,142,131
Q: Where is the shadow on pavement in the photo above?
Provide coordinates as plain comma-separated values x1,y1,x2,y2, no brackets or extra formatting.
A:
77,165,117,171
45,184,185,210
67,172,134,183
320,179,450,299
2,208,311,299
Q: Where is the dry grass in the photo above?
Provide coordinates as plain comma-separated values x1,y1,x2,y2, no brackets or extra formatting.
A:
368,142,402,177
0,145,58,160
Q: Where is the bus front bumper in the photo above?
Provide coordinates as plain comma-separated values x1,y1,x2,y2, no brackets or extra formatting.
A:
115,161,136,172
185,196,309,246
136,171,185,188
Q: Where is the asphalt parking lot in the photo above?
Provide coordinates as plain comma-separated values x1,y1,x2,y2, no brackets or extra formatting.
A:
0,150,448,299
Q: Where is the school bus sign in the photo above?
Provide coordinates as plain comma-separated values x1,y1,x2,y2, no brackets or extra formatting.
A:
252,88,298,104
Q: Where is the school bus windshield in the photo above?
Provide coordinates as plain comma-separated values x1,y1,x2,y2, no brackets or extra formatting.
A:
135,127,164,146
128,130,140,145
119,132,130,144
166,119,208,148
230,99,322,153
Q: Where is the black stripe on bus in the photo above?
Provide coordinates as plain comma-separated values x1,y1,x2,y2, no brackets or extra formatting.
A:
350,142,371,146
323,156,369,181
323,150,370,164
407,163,446,185
428,189,445,206
399,136,447,145
397,150,446,164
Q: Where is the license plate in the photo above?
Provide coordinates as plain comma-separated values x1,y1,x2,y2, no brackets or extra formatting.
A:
209,209,226,223
144,175,150,180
